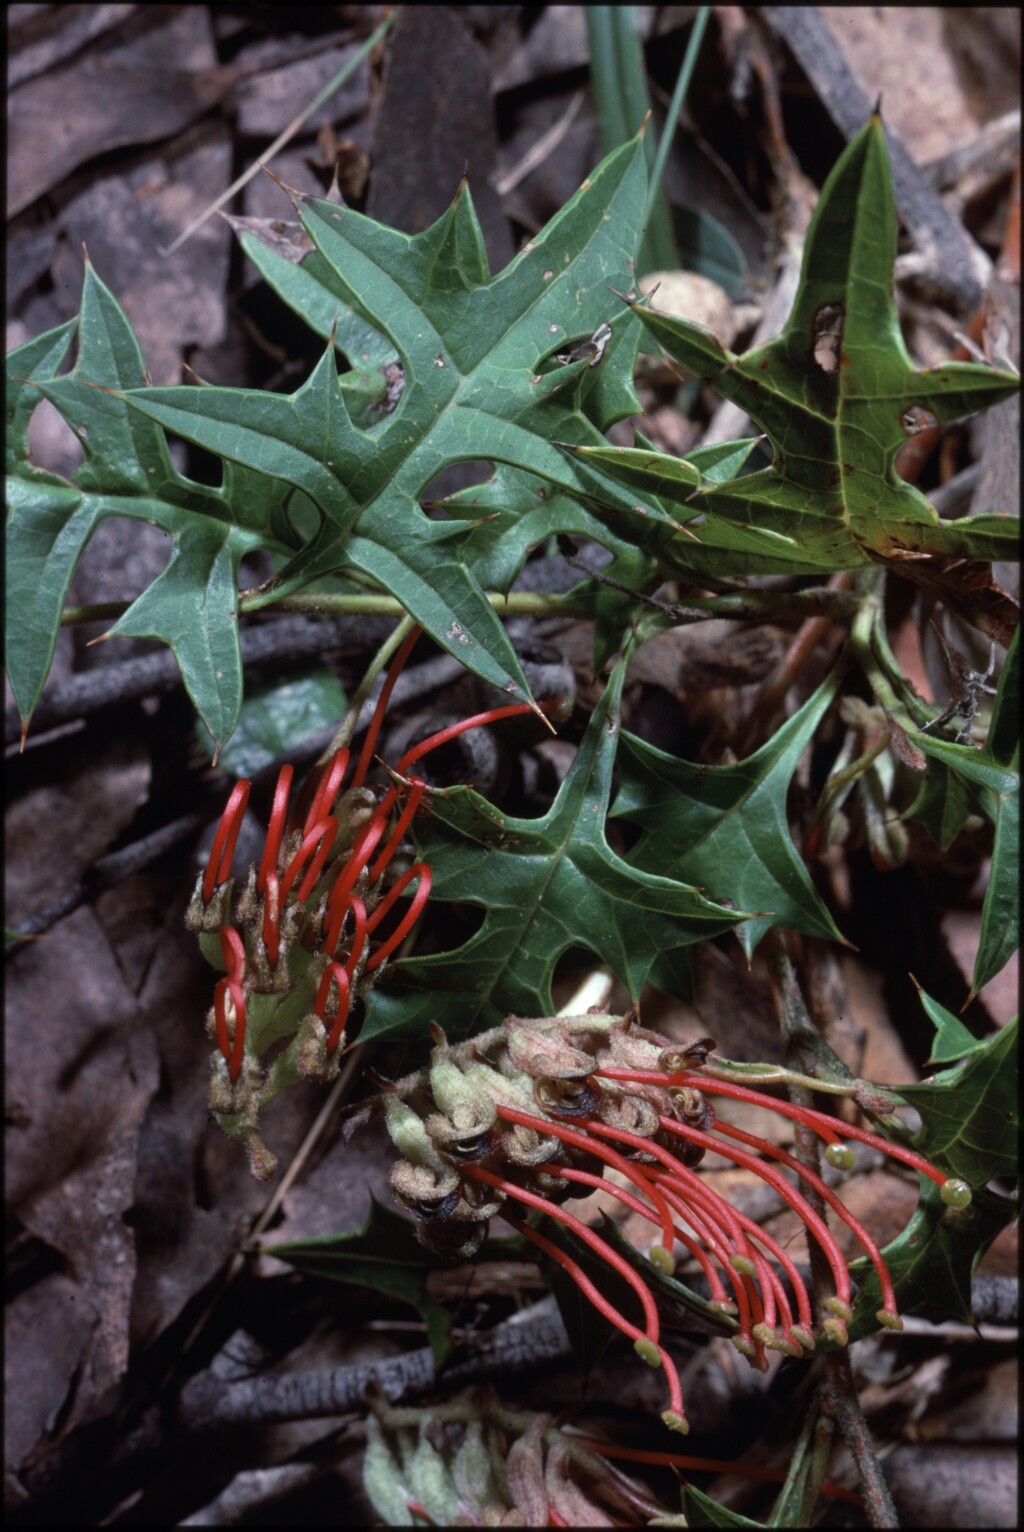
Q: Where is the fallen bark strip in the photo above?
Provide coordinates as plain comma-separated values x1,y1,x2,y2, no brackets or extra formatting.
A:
178,1298,572,1433
5,614,395,748
765,6,986,310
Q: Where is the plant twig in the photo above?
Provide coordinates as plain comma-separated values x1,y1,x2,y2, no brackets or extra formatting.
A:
768,932,899,1527
7,614,393,748
178,1297,572,1432
821,1351,900,1528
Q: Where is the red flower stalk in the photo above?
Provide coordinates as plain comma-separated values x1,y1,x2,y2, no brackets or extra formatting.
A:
384,1011,973,1429
569,1437,863,1508
193,626,572,1170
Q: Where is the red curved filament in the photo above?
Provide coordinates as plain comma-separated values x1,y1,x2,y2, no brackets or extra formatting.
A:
203,779,251,902
314,960,352,1055
364,864,432,971
258,764,294,895
214,976,247,1082
303,747,350,837
351,626,422,791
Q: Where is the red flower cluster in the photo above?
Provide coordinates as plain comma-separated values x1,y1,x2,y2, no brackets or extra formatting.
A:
190,626,566,1175
384,1012,972,1433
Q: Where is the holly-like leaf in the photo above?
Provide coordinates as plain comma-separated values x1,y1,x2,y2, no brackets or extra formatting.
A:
907,728,1018,996
362,654,745,1043
904,756,988,851
914,983,992,1066
5,263,277,748
569,114,1019,586
682,1485,764,1528
925,624,1018,996
611,666,846,955
109,139,656,712
233,217,397,370
847,1016,1017,1337
5,316,77,478
898,1014,1017,1185
266,1197,453,1367
848,1181,1016,1342
6,137,659,742
985,622,1019,772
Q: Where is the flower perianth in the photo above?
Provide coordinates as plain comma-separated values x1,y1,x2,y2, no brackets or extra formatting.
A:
214,976,247,1082
196,641,578,1180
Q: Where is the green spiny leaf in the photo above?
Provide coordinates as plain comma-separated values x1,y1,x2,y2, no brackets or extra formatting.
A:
5,315,77,477
904,757,988,852
196,667,347,778
570,114,1019,580
683,1483,764,1528
898,1014,1017,1185
5,263,278,746
848,1181,1016,1341
612,666,847,954
907,730,1018,995
116,138,655,708
362,654,745,1042
915,984,993,1066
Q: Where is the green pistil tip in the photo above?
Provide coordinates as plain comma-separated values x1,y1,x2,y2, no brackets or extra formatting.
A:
728,1253,758,1278
778,1332,806,1358
634,1337,663,1368
731,1335,757,1360
822,1316,848,1347
941,1178,972,1209
648,1243,676,1275
876,1307,904,1331
825,1142,856,1171
824,1296,854,1323
790,1325,816,1352
752,1322,779,1349
709,1298,740,1316
661,1409,690,1437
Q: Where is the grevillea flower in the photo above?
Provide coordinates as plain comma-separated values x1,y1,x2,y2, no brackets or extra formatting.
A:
381,1010,972,1434
187,627,568,1178
362,1384,862,1526
363,1385,673,1526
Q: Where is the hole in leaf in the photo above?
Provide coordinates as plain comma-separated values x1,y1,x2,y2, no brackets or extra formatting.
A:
421,461,493,510
811,302,844,374
900,404,939,435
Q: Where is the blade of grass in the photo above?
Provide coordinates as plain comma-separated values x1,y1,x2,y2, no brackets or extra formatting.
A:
159,11,394,257
645,7,711,235
585,6,677,272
